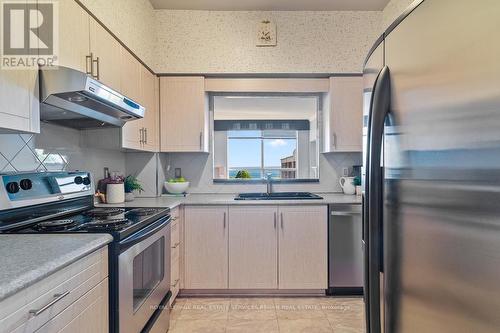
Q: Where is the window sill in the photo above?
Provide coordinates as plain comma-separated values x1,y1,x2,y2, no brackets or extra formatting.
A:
213,179,319,184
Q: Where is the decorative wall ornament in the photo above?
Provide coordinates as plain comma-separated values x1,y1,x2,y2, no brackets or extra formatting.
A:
256,20,277,47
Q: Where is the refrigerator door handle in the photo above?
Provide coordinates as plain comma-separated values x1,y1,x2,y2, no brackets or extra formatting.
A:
366,65,391,333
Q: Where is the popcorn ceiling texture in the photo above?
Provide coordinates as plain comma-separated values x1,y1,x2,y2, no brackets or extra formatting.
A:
154,10,381,73
79,0,157,69
381,0,415,31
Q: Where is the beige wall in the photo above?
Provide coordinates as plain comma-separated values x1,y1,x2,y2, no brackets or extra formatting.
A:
154,10,381,73
79,0,157,69
381,0,415,31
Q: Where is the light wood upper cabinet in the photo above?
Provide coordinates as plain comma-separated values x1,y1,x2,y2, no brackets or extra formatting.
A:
184,206,228,289
0,69,40,133
228,206,278,289
140,67,159,152
324,76,364,152
278,205,328,289
89,18,121,91
121,51,159,152
57,0,90,72
160,77,209,152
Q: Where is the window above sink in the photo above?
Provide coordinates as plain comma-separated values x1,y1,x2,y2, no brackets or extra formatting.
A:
212,95,320,182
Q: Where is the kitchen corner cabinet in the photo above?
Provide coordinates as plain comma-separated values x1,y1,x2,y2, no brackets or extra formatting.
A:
278,205,328,289
160,77,209,152
323,76,364,152
184,206,228,289
229,206,278,289
89,18,122,92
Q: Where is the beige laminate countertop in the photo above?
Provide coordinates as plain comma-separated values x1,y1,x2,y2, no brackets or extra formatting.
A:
0,234,112,302
98,192,362,209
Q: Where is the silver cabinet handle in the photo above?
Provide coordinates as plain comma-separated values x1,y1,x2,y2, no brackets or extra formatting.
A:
171,241,180,249
145,128,148,144
223,211,226,229
139,128,143,144
199,132,203,150
332,132,337,149
85,53,93,76
171,279,180,287
274,212,277,229
280,212,284,229
93,56,100,80
29,291,69,316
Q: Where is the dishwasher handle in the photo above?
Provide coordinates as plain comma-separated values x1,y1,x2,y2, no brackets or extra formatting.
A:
331,211,361,217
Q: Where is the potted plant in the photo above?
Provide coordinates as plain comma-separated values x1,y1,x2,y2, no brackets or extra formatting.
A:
124,175,144,201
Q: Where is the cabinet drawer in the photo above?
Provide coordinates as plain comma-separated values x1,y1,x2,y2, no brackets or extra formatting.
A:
34,278,108,333
0,247,108,333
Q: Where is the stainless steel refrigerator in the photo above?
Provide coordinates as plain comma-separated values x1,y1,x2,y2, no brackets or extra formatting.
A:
362,0,500,332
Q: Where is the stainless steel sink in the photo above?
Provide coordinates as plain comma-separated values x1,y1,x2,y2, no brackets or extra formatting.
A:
234,192,323,200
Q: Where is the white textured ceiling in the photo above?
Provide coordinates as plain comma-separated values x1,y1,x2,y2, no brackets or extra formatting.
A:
149,0,390,11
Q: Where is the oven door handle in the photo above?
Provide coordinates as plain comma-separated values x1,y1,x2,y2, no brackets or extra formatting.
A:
119,215,171,252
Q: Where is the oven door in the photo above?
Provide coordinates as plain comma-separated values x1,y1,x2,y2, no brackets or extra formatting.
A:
118,216,171,333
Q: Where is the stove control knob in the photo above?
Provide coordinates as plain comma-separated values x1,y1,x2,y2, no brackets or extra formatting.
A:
19,179,32,190
82,177,91,186
6,182,19,194
74,176,83,184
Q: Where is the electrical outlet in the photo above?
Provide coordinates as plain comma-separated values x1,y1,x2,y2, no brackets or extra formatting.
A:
342,167,349,176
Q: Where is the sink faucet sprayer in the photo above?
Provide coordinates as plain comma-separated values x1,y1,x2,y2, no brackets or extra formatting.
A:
266,173,273,195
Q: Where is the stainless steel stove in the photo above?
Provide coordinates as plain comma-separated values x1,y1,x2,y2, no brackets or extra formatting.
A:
0,171,171,333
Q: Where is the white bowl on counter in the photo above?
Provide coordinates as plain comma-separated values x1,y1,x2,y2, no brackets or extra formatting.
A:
164,181,190,194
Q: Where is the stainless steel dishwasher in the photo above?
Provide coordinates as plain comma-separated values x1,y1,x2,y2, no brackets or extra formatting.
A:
327,203,363,295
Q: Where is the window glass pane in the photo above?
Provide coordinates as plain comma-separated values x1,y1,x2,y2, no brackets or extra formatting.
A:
263,138,297,179
228,139,262,179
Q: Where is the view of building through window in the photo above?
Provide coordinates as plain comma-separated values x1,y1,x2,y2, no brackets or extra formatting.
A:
213,95,319,181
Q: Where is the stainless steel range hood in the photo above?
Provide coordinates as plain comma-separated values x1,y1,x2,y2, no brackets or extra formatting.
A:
39,66,145,129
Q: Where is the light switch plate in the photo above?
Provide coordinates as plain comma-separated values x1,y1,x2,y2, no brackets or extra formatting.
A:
342,167,349,176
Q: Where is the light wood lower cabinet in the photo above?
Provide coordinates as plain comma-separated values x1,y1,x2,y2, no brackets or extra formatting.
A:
170,206,182,305
34,278,108,333
229,206,278,289
182,205,327,292
0,246,109,333
278,206,328,289
184,206,228,289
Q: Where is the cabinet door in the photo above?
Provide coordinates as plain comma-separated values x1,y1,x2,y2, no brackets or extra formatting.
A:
184,206,228,289
328,76,364,152
278,205,328,289
58,0,90,72
160,77,208,152
140,67,159,152
89,18,121,91
229,206,278,289
0,69,39,133
120,49,143,150
34,278,108,333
